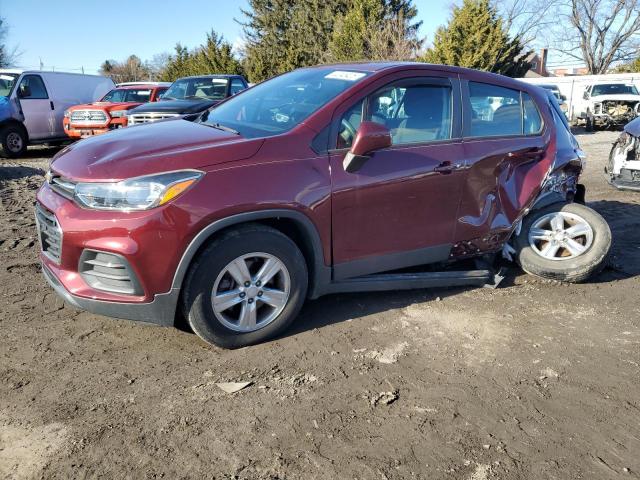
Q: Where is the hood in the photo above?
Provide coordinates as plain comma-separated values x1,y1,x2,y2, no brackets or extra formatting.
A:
624,116,640,137
51,119,263,182
128,99,220,115
591,94,640,102
69,101,139,111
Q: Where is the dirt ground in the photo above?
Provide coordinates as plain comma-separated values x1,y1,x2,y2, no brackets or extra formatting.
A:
1,130,639,480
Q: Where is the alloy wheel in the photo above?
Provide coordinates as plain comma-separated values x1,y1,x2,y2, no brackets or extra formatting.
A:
211,252,291,333
528,212,594,261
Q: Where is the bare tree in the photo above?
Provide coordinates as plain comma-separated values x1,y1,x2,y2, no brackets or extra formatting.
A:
494,0,558,46
368,12,422,60
555,0,640,73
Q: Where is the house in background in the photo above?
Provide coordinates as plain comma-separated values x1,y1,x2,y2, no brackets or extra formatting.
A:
524,49,550,78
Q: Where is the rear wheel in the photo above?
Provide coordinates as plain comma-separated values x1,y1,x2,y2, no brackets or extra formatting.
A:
514,202,611,283
0,125,27,158
183,224,308,348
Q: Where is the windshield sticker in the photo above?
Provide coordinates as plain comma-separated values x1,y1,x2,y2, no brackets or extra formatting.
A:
324,71,367,82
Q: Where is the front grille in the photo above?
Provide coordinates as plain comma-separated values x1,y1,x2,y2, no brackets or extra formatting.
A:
79,250,142,295
35,203,62,263
70,109,108,124
127,112,180,125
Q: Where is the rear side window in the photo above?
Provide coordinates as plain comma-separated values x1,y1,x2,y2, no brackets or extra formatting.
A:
523,93,543,134
468,82,544,137
469,82,520,137
230,78,246,95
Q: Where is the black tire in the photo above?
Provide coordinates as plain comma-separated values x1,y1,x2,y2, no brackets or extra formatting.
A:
183,224,308,348
514,202,611,283
0,125,27,158
585,116,594,132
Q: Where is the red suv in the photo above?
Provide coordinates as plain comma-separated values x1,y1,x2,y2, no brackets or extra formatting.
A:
63,83,169,138
37,63,611,348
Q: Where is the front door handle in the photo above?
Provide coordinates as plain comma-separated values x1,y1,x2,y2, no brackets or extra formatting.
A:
50,101,55,111
434,161,462,174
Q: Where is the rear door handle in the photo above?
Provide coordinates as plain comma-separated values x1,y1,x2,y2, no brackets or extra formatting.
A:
507,148,544,160
434,161,463,174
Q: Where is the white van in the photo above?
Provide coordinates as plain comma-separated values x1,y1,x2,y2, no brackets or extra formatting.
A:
0,69,114,157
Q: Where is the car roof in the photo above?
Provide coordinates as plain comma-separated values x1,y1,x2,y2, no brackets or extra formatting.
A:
302,62,534,91
176,74,244,80
112,84,168,90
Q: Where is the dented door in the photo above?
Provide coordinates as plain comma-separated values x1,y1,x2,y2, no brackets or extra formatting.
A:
453,78,555,257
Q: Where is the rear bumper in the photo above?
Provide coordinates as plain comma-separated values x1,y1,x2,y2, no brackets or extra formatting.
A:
42,262,178,326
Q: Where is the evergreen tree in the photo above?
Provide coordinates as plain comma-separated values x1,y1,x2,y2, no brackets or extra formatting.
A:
327,0,422,62
240,0,347,82
160,32,244,81
423,0,530,77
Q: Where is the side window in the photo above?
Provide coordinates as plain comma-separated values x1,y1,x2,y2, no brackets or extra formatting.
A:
230,79,246,95
153,88,167,101
18,75,49,99
469,82,520,137
337,100,364,149
380,84,452,145
523,93,543,134
337,80,453,148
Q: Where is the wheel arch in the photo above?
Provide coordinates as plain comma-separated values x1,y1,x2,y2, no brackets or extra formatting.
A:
171,209,331,301
0,119,29,140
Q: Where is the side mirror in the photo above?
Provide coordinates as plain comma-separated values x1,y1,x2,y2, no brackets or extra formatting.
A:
343,121,392,173
561,94,567,101
583,91,590,100
18,84,31,98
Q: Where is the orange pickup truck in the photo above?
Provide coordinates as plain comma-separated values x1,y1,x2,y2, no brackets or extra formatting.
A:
63,82,170,138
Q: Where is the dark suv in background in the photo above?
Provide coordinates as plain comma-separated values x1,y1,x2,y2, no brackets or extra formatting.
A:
126,74,248,125
37,63,611,348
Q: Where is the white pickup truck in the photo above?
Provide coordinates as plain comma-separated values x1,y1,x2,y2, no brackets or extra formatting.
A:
574,83,640,131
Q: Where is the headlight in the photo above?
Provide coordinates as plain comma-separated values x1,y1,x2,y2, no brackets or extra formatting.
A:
74,170,203,211
64,110,71,118
109,110,127,118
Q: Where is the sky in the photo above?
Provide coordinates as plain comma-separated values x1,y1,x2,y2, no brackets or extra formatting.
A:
2,0,453,74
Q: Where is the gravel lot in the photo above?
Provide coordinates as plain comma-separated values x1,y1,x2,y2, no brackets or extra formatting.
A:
1,130,639,480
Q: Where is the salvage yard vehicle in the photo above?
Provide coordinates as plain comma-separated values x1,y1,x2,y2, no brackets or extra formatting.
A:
0,69,113,157
63,83,170,139
126,74,248,125
37,62,611,348
538,83,568,116
607,116,640,191
575,83,640,131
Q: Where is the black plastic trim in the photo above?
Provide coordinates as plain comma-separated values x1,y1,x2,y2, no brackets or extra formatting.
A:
42,264,177,326
171,209,331,300
325,269,492,294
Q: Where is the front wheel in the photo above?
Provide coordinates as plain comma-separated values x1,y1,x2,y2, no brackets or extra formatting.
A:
514,202,611,283
0,125,27,158
183,224,308,348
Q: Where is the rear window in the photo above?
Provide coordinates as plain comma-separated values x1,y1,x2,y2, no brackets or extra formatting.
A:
102,88,152,103
468,82,543,137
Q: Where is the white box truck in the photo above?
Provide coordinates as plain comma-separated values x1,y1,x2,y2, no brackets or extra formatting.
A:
0,69,114,157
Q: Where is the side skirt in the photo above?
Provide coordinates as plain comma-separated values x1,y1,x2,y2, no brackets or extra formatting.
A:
321,269,493,295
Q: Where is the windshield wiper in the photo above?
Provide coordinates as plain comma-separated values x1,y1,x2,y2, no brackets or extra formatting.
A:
204,122,240,135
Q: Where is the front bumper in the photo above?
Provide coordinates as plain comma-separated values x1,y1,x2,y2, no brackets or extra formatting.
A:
42,263,178,326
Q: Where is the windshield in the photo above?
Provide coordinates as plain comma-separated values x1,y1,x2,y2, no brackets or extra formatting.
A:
0,73,18,97
101,88,152,103
163,77,229,101
200,68,370,138
591,84,639,96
